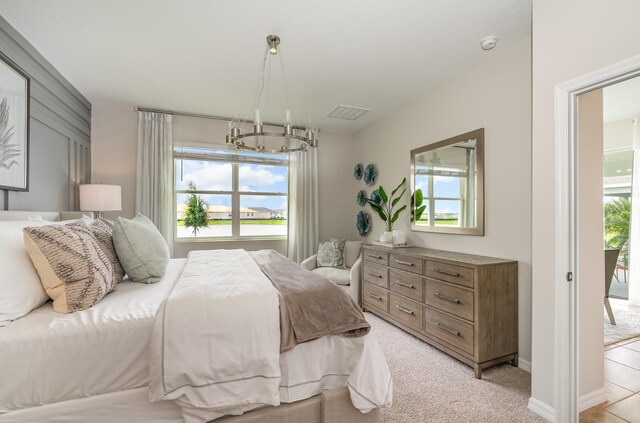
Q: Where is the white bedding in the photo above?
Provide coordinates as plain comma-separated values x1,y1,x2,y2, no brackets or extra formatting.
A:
1,253,391,421
0,259,186,412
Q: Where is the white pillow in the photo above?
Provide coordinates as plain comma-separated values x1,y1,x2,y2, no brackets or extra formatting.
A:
0,220,51,326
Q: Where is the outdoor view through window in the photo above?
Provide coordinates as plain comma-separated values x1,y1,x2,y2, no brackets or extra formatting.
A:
174,146,288,239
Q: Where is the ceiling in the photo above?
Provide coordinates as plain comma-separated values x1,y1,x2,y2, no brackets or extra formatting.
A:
0,0,531,133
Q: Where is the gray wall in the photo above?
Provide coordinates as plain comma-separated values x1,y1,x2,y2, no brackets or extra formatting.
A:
0,16,91,211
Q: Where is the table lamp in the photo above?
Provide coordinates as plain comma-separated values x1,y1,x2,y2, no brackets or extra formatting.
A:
79,184,122,219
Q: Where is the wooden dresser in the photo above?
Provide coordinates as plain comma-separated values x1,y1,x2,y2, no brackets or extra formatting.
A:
361,244,518,378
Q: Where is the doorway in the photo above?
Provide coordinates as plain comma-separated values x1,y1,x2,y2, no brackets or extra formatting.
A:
553,55,640,423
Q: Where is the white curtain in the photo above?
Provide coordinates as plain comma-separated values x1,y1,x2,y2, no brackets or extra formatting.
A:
287,140,319,263
136,111,174,256
629,117,640,305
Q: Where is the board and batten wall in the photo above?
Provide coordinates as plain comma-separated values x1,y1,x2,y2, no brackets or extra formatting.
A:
351,39,532,367
91,105,356,258
0,16,91,211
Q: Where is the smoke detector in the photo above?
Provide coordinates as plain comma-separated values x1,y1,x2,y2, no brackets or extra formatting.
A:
480,36,498,51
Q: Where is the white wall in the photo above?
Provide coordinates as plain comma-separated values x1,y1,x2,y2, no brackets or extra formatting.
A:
531,0,640,413
605,119,634,150
352,39,532,362
91,106,355,258
577,90,605,399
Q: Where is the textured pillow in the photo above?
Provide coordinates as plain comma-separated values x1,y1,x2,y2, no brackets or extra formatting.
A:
112,214,169,284
317,239,346,268
0,220,51,325
23,222,117,314
70,218,125,286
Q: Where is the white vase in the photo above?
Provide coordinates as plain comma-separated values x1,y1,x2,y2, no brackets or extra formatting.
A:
393,229,406,245
380,231,393,243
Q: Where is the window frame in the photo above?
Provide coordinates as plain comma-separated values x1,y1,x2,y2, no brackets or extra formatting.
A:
173,142,289,242
417,173,466,227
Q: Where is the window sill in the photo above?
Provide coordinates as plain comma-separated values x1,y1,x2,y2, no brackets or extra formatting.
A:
174,236,287,243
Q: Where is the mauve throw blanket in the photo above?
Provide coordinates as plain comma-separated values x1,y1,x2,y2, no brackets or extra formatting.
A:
249,250,370,352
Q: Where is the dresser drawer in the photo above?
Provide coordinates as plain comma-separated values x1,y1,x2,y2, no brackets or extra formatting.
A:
424,260,474,288
390,253,423,274
363,262,389,288
363,282,389,312
390,270,424,302
363,249,389,265
425,279,474,322
425,307,474,355
389,294,423,331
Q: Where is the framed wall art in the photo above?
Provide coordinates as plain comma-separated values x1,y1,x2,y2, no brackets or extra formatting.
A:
0,53,29,191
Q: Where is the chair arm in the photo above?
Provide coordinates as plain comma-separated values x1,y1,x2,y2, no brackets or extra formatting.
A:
349,257,362,306
300,254,318,271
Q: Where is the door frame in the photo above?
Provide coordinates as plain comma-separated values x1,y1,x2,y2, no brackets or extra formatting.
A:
554,54,640,422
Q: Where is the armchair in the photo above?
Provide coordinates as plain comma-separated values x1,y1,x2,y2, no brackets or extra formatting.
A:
301,241,363,305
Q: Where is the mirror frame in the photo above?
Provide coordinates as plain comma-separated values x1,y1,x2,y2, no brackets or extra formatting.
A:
410,128,484,236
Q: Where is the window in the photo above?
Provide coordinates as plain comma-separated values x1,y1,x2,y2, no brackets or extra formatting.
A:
174,145,288,240
415,162,474,228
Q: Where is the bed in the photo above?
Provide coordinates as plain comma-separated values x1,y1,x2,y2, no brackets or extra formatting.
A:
0,211,391,423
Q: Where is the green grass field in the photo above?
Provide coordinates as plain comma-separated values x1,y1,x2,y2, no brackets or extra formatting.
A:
177,219,287,226
416,219,458,226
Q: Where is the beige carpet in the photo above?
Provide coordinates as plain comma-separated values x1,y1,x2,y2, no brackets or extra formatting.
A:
366,312,545,423
604,307,640,345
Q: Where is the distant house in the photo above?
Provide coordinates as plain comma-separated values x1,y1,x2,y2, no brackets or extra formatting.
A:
245,207,273,219
272,209,288,219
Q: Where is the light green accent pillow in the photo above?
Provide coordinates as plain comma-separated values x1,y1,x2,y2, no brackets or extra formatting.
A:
112,214,169,284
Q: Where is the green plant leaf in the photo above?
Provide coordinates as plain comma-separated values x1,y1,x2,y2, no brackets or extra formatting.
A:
376,209,388,221
415,205,426,221
391,177,406,197
391,188,406,207
378,186,388,204
414,189,423,207
390,205,407,223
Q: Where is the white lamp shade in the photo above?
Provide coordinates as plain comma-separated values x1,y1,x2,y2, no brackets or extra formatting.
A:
79,184,122,212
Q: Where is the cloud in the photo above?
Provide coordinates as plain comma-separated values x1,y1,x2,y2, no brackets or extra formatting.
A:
239,165,286,192
178,161,232,191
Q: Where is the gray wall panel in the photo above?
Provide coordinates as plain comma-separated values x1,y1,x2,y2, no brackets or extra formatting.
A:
0,16,91,211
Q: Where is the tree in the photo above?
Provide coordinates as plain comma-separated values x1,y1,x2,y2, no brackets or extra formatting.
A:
183,181,209,236
604,197,630,249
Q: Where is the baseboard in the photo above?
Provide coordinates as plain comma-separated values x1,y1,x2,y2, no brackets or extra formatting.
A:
579,387,607,412
519,357,531,373
528,397,554,422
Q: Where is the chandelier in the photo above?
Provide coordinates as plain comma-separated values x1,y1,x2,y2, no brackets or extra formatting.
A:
225,35,318,153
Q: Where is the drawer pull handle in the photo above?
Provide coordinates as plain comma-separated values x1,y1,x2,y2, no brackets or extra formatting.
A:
367,254,383,259
435,269,460,277
395,259,414,266
434,292,460,304
396,305,415,315
434,321,460,337
367,272,383,278
368,293,383,301
395,280,415,289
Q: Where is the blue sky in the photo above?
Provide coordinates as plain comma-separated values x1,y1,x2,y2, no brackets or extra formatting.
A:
415,175,461,215
176,159,288,211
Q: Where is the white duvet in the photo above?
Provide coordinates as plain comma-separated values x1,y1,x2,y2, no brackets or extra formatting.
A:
1,251,392,422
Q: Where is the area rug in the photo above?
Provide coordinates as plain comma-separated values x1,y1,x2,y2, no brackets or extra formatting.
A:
604,308,640,345
366,312,545,423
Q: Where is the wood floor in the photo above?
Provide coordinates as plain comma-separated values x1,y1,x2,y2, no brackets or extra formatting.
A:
580,337,640,422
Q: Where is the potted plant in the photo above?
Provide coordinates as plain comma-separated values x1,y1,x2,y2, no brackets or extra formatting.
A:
366,177,407,243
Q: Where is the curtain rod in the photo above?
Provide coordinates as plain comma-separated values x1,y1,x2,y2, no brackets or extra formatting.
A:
135,107,308,131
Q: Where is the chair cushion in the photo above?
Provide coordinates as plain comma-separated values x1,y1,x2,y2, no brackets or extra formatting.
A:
317,239,346,268
344,241,363,268
312,267,351,286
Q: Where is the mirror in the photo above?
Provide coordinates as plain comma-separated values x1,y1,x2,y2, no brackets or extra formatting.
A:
410,128,484,235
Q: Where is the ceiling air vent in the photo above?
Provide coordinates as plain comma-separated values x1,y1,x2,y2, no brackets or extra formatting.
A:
326,105,370,120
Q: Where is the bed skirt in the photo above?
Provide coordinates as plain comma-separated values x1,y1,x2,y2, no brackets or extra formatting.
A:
0,386,379,423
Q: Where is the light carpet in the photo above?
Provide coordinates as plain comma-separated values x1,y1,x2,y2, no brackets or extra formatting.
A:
604,308,640,345
366,312,545,423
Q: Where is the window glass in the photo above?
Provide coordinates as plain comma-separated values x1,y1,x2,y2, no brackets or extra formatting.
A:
239,164,287,193
433,175,461,198
175,159,232,191
176,193,232,238
239,195,288,237
434,200,461,226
